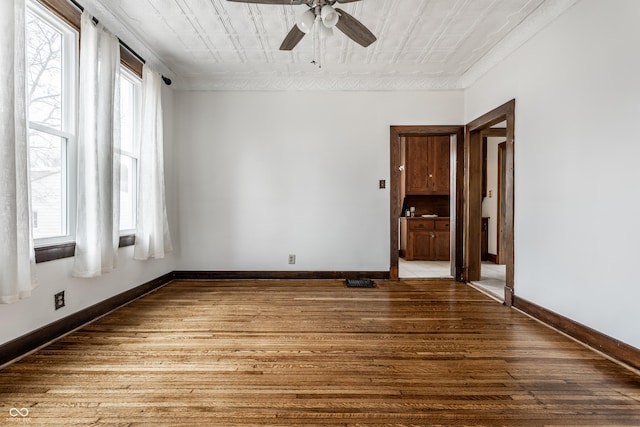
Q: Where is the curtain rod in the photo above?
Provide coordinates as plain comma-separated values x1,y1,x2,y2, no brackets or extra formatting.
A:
68,0,172,85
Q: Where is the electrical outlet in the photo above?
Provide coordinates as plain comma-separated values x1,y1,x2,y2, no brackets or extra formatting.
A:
288,254,296,265
379,179,386,189
54,291,65,310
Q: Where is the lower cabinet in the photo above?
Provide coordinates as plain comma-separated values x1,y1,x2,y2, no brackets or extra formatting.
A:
400,218,450,261
409,232,432,260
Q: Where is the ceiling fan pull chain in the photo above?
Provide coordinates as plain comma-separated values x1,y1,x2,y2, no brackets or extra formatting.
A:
317,15,323,69
312,14,322,68
311,16,316,67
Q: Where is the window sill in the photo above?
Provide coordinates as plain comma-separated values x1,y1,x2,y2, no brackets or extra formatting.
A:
35,235,136,264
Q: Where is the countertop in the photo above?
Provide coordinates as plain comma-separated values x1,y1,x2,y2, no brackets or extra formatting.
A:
402,216,450,220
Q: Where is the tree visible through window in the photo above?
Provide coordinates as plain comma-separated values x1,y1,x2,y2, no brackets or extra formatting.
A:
26,0,142,253
26,4,76,242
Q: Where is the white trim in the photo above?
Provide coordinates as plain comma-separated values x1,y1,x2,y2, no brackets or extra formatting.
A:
460,0,580,88
27,0,78,245
28,122,73,139
118,66,141,232
179,75,464,92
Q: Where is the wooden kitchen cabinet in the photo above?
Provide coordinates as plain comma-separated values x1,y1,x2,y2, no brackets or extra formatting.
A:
433,219,450,260
405,135,450,195
400,218,450,261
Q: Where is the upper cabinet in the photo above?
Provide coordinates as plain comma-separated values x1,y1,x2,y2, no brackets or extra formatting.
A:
404,135,450,195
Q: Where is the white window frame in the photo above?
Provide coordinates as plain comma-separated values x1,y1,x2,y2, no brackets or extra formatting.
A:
118,66,141,235
27,0,78,248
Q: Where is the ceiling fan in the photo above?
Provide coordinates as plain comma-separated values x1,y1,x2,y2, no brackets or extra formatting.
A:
226,0,377,51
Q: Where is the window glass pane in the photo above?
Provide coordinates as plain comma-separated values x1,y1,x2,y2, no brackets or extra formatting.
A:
119,70,140,232
120,155,136,230
120,76,135,153
26,10,63,131
30,130,65,239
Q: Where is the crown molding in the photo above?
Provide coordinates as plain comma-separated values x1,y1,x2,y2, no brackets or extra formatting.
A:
80,0,176,81
460,0,579,88
178,74,463,91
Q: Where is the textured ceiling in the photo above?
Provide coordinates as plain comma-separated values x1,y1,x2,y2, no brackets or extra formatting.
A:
83,0,578,90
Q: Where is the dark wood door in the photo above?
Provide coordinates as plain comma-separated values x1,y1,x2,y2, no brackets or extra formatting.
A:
405,137,430,194
430,135,451,195
405,136,450,195
409,232,432,260
433,232,450,261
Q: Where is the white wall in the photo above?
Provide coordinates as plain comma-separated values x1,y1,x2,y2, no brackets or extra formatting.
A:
0,86,177,346
465,0,640,348
174,90,463,272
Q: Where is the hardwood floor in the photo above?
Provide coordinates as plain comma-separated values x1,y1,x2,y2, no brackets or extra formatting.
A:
1,279,639,426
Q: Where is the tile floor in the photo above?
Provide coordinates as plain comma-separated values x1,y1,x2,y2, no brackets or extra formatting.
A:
470,262,506,301
399,259,452,278
399,259,506,301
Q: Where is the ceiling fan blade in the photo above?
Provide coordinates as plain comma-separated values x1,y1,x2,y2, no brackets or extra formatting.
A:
336,0,364,3
226,0,307,5
334,8,377,48
279,25,306,50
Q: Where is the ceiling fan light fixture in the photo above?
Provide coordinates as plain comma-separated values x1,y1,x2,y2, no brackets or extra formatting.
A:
319,24,334,39
321,5,339,28
296,9,315,34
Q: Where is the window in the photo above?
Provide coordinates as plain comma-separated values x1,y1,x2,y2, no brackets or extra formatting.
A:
27,0,145,262
26,1,77,244
119,68,141,232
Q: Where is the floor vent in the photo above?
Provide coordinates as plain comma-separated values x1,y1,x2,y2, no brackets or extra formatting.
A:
345,279,375,288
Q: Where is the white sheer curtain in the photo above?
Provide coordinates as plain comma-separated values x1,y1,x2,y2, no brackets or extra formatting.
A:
0,0,37,303
73,11,121,278
134,66,172,260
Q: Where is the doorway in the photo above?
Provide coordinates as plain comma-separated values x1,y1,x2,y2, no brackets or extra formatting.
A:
463,100,515,305
470,131,507,300
389,126,465,281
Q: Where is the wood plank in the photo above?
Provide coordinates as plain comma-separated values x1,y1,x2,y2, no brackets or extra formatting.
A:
498,141,506,264
465,130,483,281
35,0,81,31
481,128,507,137
390,127,403,280
453,127,465,280
1,279,638,426
0,273,174,368
514,295,640,369
504,105,516,304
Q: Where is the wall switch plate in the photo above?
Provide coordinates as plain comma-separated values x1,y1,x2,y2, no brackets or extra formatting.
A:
288,254,296,265
379,179,386,189
54,291,65,310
